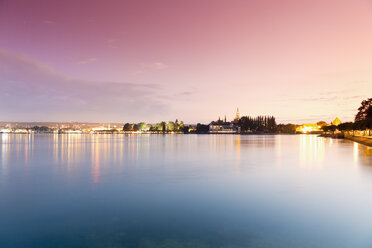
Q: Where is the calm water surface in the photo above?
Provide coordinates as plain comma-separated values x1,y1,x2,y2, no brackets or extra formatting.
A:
1,134,372,248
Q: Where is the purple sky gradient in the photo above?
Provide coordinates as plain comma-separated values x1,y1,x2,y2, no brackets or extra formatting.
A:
0,0,371,123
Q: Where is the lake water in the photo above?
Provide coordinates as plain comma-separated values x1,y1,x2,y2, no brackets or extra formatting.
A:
1,134,372,248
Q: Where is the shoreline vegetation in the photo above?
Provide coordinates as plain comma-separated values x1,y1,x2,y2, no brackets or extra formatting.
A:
317,97,372,148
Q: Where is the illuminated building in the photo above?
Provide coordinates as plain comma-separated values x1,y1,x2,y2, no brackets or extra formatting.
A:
331,117,342,126
296,124,321,134
209,117,238,134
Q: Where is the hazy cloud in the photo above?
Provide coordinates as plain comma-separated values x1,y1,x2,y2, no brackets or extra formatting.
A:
342,95,364,100
177,91,193,96
151,62,168,70
133,70,145,75
134,62,168,75
0,49,167,122
43,20,55,25
77,58,97,65
107,39,119,48
302,96,338,102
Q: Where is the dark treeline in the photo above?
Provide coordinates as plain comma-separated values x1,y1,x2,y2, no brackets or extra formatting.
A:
237,116,277,133
277,124,298,134
323,121,372,133
195,124,209,134
323,120,372,135
31,126,52,132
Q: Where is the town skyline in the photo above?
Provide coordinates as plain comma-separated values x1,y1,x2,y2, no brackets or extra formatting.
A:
0,107,346,126
0,103,356,124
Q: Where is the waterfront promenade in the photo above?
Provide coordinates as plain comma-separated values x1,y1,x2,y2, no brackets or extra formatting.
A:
345,135,372,148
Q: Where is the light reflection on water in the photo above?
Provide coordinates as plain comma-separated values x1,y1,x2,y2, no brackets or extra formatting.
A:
299,135,325,168
0,134,372,248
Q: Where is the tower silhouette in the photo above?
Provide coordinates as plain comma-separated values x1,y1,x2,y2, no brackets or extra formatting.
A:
236,108,240,120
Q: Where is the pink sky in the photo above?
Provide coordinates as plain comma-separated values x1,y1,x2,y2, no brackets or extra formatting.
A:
0,0,371,123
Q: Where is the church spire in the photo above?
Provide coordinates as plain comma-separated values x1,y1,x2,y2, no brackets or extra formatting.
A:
236,108,240,120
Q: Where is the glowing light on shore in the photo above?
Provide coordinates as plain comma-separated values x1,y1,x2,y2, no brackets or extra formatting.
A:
296,124,321,134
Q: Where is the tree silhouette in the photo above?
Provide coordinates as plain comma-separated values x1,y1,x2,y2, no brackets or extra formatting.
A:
355,98,372,121
237,115,277,133
123,123,133,131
